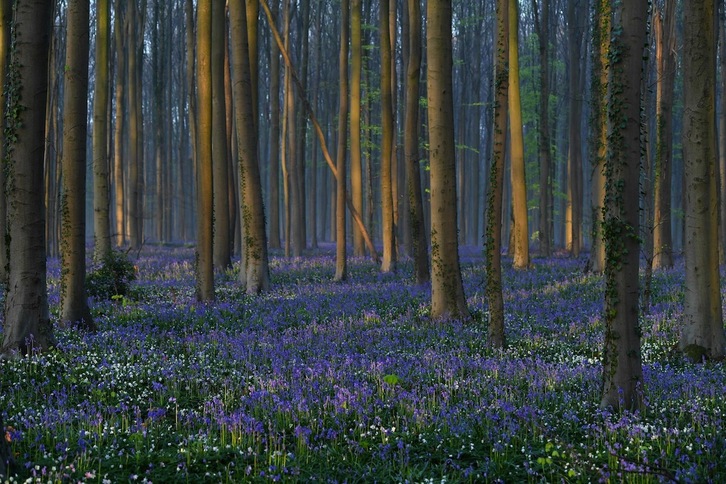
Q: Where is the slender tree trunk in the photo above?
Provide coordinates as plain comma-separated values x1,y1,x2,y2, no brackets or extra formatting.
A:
185,0,197,244
487,0,508,347
60,0,95,330
93,0,111,261
653,0,675,270
212,0,230,269
567,0,584,257
113,0,127,247
196,0,214,301
230,0,270,293
2,0,55,356
334,1,349,281
268,1,282,249
681,0,725,361
533,0,551,257
427,0,470,321
509,0,528,269
405,0,429,285
0,0,11,283
600,0,646,411
381,0,397,272
350,0,365,256
127,0,142,250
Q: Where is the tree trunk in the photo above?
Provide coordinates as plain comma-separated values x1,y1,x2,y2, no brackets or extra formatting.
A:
600,0,646,411
212,0,231,269
334,0,349,282
350,0,365,257
93,0,111,261
509,0,528,269
113,0,127,247
196,0,214,301
653,0,675,270
427,0,470,321
405,0,429,285
230,0,270,293
681,0,726,361
487,0,508,347
60,0,95,330
533,0,551,257
0,0,11,283
380,0,397,273
268,1,282,249
127,0,142,250
2,0,55,356
567,0,583,258
588,0,609,273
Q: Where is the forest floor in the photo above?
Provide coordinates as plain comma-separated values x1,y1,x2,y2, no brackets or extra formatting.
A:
1,245,724,483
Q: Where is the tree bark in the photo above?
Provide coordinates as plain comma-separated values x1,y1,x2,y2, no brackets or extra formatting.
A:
196,0,214,301
334,0,349,282
268,0,281,249
61,0,95,330
212,0,231,269
0,0,11,283
652,0,675,270
487,0,508,347
380,0,397,272
427,0,470,321
588,0,609,273
533,0,551,257
567,0,584,257
681,0,725,361
2,0,55,356
405,0,429,285
509,0,528,269
600,0,646,411
93,0,111,261
350,0,365,257
113,0,127,247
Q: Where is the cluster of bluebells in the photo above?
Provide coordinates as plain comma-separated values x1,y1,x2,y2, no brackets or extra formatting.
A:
0,248,724,482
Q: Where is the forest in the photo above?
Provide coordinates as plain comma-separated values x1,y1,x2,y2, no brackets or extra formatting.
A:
1,0,725,481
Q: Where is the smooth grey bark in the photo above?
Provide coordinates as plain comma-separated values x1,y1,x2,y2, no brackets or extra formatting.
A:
93,0,111,261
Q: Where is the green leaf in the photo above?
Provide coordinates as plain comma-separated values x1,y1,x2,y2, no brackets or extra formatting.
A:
383,374,400,386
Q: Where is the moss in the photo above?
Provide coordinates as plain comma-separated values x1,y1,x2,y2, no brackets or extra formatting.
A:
683,344,709,363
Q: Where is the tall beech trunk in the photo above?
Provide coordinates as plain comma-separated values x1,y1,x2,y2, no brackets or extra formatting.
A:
334,0,349,282
427,0,470,321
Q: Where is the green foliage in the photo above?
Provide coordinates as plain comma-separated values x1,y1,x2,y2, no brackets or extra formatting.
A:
86,250,137,300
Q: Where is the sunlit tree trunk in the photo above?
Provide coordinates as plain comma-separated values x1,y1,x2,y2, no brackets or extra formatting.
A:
428,0,470,321
230,0,270,293
60,0,95,330
334,0,349,282
405,0,429,285
212,0,230,269
380,0,397,272
588,0,609,273
2,0,55,355
350,0,365,257
600,0,646,411
653,0,675,270
509,0,528,269
681,0,725,361
196,0,214,301
113,0,127,247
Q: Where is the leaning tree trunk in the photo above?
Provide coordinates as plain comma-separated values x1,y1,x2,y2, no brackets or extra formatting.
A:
600,0,646,411
60,0,95,330
681,0,726,361
2,0,55,356
427,0,470,321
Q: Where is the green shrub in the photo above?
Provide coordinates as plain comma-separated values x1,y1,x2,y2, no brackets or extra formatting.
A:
86,250,137,300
